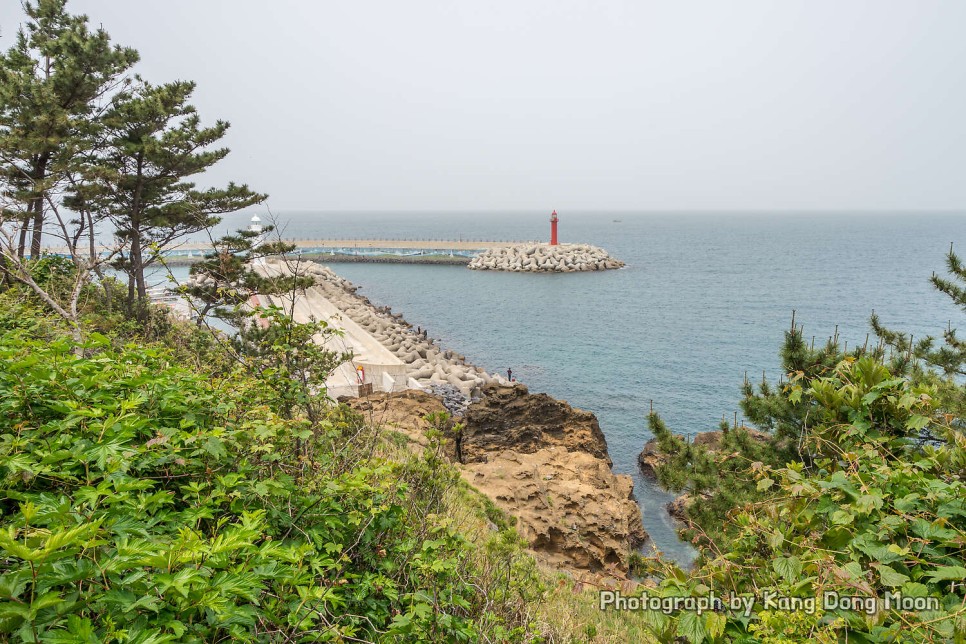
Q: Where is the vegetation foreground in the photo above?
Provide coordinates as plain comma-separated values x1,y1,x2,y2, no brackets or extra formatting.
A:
0,293,548,641
0,250,963,642
1,1,965,641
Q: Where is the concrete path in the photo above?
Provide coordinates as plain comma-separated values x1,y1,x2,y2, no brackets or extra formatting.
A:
254,263,411,398
44,238,530,256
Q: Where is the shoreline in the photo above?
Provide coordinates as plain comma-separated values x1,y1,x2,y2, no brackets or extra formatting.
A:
188,256,679,569
276,258,651,575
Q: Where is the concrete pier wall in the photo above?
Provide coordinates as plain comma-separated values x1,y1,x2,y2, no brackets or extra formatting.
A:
250,259,502,399
255,263,416,399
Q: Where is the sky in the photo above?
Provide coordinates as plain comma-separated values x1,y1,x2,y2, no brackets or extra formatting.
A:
2,0,965,212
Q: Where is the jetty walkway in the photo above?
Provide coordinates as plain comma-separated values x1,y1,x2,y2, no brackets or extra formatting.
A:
43,238,530,260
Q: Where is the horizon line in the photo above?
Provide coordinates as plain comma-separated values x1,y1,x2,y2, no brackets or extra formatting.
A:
233,208,966,215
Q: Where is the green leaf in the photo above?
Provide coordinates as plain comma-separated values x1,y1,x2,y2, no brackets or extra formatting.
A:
905,414,930,431
44,521,101,552
927,566,966,583
677,610,707,643
876,564,909,588
0,531,43,562
900,582,929,597
831,509,854,525
773,556,802,582
757,478,774,491
204,436,227,458
705,611,727,639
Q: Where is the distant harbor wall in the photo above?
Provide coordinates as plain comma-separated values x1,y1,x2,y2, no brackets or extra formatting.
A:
163,252,471,267
45,237,624,273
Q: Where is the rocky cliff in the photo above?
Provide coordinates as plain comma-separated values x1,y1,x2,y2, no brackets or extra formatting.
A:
462,448,645,573
459,384,645,573
346,384,647,576
459,383,611,464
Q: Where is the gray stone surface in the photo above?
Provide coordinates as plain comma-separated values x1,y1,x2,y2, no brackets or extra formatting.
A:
467,243,624,273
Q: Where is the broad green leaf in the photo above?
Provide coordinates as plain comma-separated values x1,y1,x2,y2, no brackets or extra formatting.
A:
677,610,707,643
876,565,909,588
927,566,966,583
773,556,802,582
905,415,930,431
831,510,854,525
705,611,727,639
900,582,929,597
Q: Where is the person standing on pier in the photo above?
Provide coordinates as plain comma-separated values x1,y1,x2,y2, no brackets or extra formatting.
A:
507,367,513,381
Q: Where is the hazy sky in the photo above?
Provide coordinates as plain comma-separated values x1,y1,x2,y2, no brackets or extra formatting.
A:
2,1,965,211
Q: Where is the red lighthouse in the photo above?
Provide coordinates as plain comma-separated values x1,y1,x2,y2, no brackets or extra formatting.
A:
550,210,559,245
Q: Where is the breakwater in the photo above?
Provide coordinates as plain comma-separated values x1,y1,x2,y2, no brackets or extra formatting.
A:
307,253,469,265
162,252,471,268
468,242,624,272
263,259,503,397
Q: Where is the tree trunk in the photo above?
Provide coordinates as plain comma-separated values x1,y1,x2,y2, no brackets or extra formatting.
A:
28,155,50,258
17,206,31,259
131,241,147,302
130,155,147,305
29,194,44,258
0,251,10,289
126,223,149,311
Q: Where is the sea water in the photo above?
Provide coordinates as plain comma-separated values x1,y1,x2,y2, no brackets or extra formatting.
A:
205,211,963,563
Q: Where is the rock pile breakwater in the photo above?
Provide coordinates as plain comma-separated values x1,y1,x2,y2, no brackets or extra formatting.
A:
467,243,624,272
267,259,502,397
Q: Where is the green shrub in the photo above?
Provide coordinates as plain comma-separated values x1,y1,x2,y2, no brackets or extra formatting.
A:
0,305,533,641
640,357,966,642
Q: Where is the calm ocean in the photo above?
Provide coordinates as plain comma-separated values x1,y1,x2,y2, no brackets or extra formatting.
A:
206,211,963,562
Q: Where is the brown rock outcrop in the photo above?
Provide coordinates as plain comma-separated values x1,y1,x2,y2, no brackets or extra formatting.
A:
460,383,611,464
637,438,665,478
462,447,646,572
345,383,649,576
666,495,692,521
457,384,646,572
343,390,448,449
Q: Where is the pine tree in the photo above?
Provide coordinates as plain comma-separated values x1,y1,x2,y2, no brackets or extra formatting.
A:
870,245,966,462
871,245,966,379
79,79,266,308
185,226,313,326
0,0,138,257
650,249,966,546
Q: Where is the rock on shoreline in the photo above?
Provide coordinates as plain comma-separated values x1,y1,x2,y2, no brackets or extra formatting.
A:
460,384,646,573
346,384,648,576
468,243,624,272
459,382,612,464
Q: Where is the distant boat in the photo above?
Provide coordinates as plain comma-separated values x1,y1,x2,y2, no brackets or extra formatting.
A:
613,219,622,223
